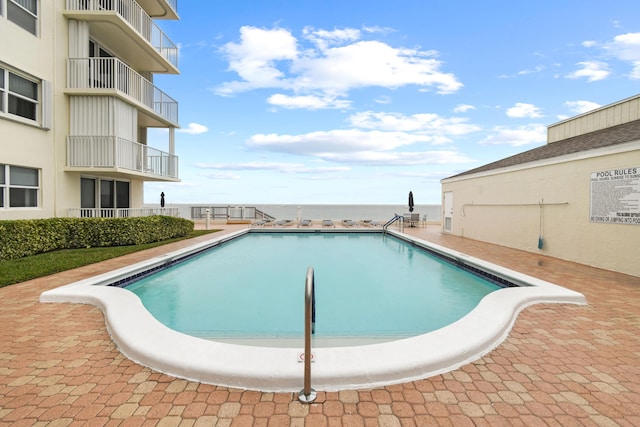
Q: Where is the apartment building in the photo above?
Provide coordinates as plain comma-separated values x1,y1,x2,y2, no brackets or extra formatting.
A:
441,94,640,276
0,0,180,220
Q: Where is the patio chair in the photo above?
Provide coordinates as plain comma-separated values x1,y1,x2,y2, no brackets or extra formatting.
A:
322,219,335,228
298,219,313,227
410,213,420,227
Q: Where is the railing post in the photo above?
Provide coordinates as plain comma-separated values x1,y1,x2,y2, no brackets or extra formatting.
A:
299,267,317,403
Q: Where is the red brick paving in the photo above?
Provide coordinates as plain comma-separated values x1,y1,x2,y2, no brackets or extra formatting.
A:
1,224,639,425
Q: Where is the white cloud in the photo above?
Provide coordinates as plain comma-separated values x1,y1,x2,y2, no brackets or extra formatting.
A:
316,150,473,166
604,32,640,79
195,161,350,174
480,124,547,147
292,40,462,94
517,65,546,75
605,32,640,61
566,61,611,81
267,93,351,110
582,40,597,48
506,103,543,118
244,128,473,166
247,129,430,154
348,111,481,138
217,26,298,95
302,27,361,50
215,26,463,105
177,122,209,134
200,171,241,180
453,104,475,113
564,100,601,114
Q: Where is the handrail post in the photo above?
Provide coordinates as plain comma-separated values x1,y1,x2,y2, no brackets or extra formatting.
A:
298,267,317,403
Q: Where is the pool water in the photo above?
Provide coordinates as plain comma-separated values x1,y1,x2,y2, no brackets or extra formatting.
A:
125,233,500,343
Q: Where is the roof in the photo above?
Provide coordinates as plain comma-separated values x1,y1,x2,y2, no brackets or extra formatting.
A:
446,119,640,179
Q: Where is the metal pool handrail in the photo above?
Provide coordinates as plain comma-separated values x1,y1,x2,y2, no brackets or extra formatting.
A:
383,213,404,232
298,266,317,403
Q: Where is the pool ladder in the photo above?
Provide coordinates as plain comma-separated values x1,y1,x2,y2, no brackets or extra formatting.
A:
383,213,404,233
298,266,317,403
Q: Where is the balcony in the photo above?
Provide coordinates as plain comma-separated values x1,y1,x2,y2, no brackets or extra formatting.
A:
65,0,179,74
136,0,178,19
67,57,178,127
67,136,179,181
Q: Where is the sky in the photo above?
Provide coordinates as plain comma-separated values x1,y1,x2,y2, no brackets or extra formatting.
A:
144,0,640,206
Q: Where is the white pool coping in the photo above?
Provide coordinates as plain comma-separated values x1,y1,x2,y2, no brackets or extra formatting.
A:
40,229,586,392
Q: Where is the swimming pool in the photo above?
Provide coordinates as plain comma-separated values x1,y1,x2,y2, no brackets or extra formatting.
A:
124,232,500,346
40,228,586,391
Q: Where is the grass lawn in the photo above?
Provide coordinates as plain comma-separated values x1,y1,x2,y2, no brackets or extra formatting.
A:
0,230,220,288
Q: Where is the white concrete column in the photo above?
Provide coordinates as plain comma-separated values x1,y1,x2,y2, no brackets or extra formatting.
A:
169,127,175,155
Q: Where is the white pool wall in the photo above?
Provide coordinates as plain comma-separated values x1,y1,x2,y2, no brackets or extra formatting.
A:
40,229,586,391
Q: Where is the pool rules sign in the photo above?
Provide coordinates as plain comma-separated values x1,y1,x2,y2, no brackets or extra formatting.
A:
590,167,640,225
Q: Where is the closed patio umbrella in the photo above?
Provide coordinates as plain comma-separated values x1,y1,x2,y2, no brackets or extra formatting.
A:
408,191,414,212
160,192,165,208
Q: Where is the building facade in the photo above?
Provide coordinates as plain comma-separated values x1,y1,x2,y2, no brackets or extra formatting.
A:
0,0,180,220
441,94,640,277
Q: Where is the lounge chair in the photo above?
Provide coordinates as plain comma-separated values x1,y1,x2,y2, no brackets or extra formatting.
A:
274,219,288,227
342,219,358,227
298,219,313,227
251,220,266,227
322,219,335,228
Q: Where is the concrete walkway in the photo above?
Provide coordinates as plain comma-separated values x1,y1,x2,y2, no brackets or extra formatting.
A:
1,224,639,426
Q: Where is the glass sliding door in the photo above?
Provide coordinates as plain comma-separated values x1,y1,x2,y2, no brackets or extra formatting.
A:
116,181,130,216
100,179,114,216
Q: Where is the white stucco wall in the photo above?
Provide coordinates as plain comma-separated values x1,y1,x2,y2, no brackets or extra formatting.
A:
441,144,640,277
0,1,56,220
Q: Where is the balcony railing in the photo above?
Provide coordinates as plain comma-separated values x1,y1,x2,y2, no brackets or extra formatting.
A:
67,57,178,125
66,0,178,69
68,207,180,218
67,136,179,179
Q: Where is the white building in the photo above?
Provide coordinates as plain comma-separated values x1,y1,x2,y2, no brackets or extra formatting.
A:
441,94,640,277
0,0,180,220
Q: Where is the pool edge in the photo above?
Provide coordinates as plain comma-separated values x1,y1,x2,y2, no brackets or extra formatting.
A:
40,228,586,392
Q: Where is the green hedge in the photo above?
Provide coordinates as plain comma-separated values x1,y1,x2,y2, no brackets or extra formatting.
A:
0,216,194,261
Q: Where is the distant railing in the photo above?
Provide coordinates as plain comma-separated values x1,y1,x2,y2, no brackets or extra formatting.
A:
65,0,178,69
190,206,276,221
68,207,180,218
67,57,178,125
67,136,179,179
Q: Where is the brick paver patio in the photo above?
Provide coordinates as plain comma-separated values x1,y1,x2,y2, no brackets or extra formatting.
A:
1,224,639,426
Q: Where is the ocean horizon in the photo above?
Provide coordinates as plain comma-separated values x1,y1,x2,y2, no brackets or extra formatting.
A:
146,203,442,222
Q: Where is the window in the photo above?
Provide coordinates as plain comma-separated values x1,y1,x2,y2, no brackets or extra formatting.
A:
0,65,43,123
5,0,38,35
80,177,130,216
0,164,39,208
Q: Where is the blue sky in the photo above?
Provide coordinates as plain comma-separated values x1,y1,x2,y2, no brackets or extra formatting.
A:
145,1,640,205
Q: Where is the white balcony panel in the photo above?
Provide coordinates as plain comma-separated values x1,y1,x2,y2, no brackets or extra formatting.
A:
136,0,178,19
67,58,178,127
67,136,179,181
65,0,178,73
